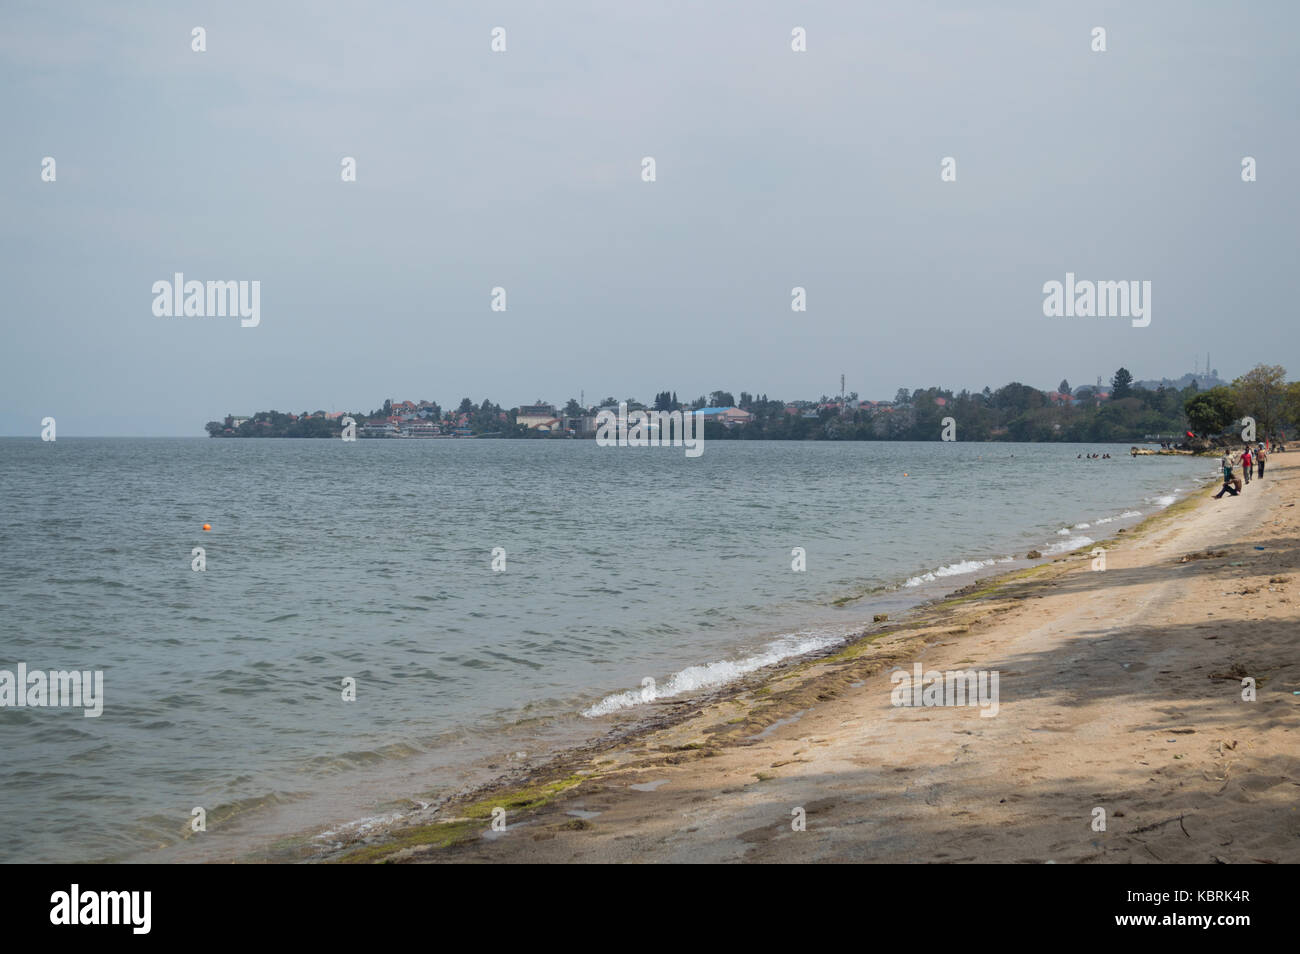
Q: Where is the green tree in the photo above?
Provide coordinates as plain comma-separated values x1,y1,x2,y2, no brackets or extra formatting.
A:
1184,387,1237,435
1111,368,1133,399
1232,364,1287,437
992,382,1043,412
1284,381,1300,434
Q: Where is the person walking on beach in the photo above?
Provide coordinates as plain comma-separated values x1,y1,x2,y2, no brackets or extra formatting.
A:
1241,446,1253,484
1256,444,1267,479
1214,452,1240,499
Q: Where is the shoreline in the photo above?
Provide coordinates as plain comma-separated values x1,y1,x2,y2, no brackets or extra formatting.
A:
107,448,1209,864
284,460,1296,864
66,444,1205,864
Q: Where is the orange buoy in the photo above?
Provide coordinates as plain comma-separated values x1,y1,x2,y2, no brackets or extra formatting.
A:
202,524,211,531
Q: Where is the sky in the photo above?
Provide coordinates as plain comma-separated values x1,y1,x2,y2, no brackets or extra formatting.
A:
2,1,1297,435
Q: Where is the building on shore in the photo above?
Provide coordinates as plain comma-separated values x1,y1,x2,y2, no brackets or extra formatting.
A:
695,406,754,427
517,401,564,431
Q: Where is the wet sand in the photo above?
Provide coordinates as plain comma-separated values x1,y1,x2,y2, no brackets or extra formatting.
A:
330,455,1299,864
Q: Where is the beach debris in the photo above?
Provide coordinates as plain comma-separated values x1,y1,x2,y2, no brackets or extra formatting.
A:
873,613,888,622
1026,549,1042,559
1128,814,1191,837
1181,549,1227,562
1208,664,1250,680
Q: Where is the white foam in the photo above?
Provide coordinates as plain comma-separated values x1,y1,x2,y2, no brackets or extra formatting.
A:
1073,522,1091,529
1094,516,1114,525
904,557,1000,587
1044,534,1094,555
1056,527,1071,536
1151,495,1176,509
1121,510,1142,519
314,810,405,841
581,630,843,717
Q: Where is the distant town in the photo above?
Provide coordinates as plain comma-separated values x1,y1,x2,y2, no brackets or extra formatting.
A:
204,365,1298,443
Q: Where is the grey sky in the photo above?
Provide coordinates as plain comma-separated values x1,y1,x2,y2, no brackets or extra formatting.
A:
2,1,1297,435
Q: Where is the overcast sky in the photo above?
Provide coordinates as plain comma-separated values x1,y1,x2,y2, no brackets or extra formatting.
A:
2,1,1297,435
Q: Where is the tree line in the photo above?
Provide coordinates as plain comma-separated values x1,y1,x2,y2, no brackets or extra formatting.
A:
205,365,1296,442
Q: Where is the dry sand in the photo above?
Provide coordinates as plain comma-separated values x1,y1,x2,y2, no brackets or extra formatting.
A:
338,455,1299,864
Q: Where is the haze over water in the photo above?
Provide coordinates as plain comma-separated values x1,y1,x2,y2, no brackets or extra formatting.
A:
0,438,1210,861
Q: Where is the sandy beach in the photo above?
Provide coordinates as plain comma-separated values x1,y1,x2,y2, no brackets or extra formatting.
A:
333,454,1299,864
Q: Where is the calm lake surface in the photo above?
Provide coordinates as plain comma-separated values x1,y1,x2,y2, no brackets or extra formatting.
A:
0,438,1213,861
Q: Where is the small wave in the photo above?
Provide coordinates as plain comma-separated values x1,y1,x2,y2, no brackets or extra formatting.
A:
1073,522,1091,529
1044,534,1094,555
904,558,1001,587
1151,494,1176,509
581,630,842,718
314,810,406,842
1056,528,1071,536
1120,510,1142,518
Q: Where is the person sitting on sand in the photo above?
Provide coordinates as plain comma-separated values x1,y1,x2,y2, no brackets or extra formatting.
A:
1214,453,1240,499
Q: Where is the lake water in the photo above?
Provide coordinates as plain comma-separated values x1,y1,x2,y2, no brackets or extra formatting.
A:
0,438,1213,861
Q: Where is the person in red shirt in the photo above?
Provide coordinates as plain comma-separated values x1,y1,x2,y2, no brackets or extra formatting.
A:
1241,447,1253,484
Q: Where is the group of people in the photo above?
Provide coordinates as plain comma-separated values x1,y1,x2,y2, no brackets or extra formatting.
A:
1214,444,1268,498
1077,453,1112,459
